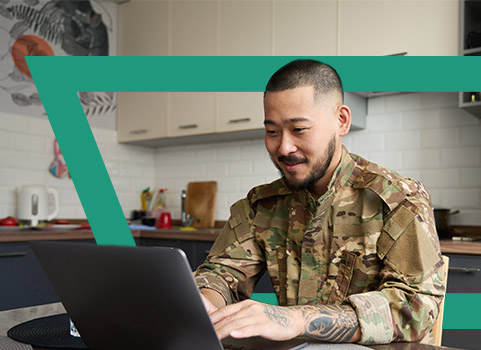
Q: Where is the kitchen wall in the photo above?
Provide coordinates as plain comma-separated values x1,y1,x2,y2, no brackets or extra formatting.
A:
0,111,155,220
155,92,481,226
1,92,480,226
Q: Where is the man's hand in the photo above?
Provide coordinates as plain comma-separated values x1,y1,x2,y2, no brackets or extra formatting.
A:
210,300,361,343
210,299,304,341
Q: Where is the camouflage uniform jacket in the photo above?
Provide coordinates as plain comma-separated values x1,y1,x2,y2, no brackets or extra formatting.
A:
194,146,445,345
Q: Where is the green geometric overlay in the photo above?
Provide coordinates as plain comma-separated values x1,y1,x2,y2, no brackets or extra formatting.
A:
26,56,481,329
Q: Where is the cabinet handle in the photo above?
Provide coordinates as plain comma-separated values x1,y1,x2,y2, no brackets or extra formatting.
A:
229,118,251,124
449,267,481,273
386,52,408,56
129,129,147,135
0,252,27,258
178,124,198,130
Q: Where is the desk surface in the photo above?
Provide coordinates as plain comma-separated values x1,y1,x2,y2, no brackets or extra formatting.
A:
0,304,465,350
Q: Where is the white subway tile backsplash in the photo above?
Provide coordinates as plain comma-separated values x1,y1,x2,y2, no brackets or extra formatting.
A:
385,131,421,150
28,154,54,171
420,93,458,109
0,150,30,169
0,188,16,204
440,189,480,209
217,178,240,193
460,125,481,147
195,147,218,162
460,168,481,188
60,189,81,205
401,109,439,131
28,117,54,137
421,128,460,149
228,160,253,176
0,130,10,149
11,133,46,153
365,113,402,132
440,147,480,168
439,107,480,128
0,93,480,225
239,141,269,160
420,169,459,189
217,146,240,161
351,133,384,154
0,112,28,132
252,159,277,176
385,93,421,113
403,149,439,170
205,162,229,178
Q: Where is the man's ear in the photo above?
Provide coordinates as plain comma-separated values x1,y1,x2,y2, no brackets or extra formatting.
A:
337,105,351,137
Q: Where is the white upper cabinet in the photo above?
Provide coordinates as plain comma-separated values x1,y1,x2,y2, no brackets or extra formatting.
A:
118,1,169,56
219,1,273,55
339,0,458,56
117,92,168,143
217,92,265,133
273,0,338,55
171,1,218,56
168,93,217,137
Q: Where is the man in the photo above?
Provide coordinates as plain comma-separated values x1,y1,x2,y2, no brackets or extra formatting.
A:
194,59,444,345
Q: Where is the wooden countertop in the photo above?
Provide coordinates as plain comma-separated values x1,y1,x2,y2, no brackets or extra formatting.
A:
0,228,220,243
2,227,481,255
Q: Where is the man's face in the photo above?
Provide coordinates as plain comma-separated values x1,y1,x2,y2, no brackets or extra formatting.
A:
264,86,340,191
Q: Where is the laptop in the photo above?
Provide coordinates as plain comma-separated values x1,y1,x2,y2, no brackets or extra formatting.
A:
31,241,307,350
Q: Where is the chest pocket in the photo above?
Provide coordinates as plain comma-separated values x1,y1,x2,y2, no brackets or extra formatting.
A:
327,250,357,304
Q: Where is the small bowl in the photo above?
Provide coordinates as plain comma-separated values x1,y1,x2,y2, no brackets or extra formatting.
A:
142,217,156,227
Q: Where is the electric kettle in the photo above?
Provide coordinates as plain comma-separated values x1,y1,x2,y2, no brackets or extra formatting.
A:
17,185,59,226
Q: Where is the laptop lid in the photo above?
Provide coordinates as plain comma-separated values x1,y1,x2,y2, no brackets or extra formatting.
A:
31,241,223,350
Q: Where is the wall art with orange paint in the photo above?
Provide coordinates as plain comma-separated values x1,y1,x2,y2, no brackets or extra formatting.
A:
0,0,117,130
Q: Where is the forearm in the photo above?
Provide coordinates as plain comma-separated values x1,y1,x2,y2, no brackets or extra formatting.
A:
293,304,361,343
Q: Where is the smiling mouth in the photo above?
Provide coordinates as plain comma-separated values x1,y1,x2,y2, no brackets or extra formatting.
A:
278,156,307,172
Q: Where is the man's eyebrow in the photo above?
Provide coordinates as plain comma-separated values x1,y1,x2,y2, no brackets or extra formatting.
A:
264,117,310,126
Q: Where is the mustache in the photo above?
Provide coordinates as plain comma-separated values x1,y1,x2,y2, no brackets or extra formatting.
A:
278,155,308,164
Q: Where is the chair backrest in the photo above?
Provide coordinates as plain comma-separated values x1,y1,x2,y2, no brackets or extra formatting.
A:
431,255,449,346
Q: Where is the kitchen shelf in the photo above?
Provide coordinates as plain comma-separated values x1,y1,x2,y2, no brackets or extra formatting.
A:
463,46,481,55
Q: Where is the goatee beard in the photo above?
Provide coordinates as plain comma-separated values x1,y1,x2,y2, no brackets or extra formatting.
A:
272,136,336,191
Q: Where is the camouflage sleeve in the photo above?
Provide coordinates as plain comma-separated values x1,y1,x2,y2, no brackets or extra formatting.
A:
194,198,266,305
349,184,445,345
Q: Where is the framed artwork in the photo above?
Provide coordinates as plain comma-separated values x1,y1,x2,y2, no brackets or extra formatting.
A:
0,0,118,129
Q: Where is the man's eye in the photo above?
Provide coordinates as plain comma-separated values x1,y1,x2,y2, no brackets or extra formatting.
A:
293,128,306,133
266,129,278,136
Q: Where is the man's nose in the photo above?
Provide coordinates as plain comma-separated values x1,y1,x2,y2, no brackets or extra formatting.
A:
278,134,297,155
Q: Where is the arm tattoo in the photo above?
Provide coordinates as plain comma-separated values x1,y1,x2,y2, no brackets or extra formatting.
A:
263,305,291,327
295,305,360,342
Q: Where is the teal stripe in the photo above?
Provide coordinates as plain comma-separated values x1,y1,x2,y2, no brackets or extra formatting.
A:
444,293,481,329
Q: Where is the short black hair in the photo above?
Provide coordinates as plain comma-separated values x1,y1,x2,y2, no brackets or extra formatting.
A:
265,59,344,103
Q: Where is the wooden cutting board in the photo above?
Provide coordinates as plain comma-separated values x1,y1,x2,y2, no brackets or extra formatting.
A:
185,181,217,228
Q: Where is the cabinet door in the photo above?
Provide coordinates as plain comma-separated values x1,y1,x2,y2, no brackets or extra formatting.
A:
118,1,169,56
171,1,217,56
217,92,264,133
168,92,216,137
0,242,58,310
219,1,272,56
273,0,337,55
117,92,168,143
339,0,458,56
